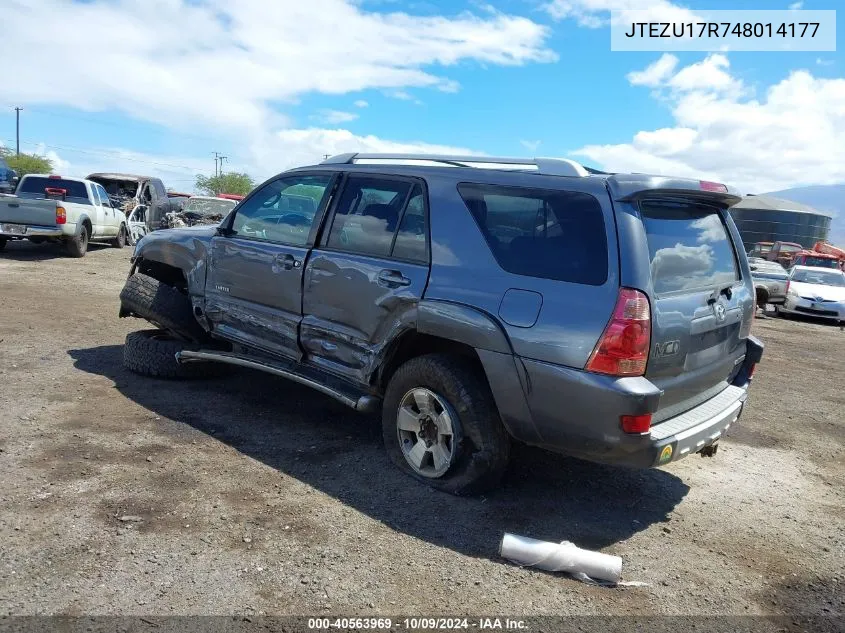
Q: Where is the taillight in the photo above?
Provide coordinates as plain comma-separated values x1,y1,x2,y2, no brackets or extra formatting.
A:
749,364,757,378
621,414,652,434
585,288,651,377
56,206,66,224
700,180,728,193
785,280,791,295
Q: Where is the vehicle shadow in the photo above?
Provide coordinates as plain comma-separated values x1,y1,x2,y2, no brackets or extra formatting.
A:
68,344,690,558
0,240,112,260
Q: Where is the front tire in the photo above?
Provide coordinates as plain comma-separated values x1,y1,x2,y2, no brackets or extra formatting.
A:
119,272,205,340
123,330,227,379
66,224,89,258
382,354,510,496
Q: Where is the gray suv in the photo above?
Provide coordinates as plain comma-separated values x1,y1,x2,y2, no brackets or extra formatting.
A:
119,153,763,495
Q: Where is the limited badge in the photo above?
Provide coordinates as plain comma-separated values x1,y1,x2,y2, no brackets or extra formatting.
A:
658,445,673,464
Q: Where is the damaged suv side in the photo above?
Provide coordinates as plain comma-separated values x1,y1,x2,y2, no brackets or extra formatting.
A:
119,153,763,495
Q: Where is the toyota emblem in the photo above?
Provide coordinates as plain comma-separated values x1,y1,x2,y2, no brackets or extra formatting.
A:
715,303,727,321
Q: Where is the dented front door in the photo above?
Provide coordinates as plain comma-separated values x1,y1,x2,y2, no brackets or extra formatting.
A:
204,173,336,360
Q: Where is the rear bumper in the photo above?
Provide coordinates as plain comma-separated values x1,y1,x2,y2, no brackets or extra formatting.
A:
484,336,763,469
0,223,65,238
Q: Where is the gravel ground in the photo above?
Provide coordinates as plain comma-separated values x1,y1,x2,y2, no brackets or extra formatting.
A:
0,241,842,621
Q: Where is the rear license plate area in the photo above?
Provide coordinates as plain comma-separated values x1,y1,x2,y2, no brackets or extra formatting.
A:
1,223,26,235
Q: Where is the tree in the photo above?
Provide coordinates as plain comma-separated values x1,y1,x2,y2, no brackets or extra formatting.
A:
0,148,53,177
195,172,255,197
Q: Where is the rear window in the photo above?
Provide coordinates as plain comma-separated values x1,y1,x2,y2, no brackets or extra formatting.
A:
457,183,608,285
18,177,91,205
640,200,739,295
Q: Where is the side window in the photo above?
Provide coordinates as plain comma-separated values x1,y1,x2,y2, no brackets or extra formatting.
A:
391,185,428,263
97,185,111,207
90,184,103,205
231,174,333,246
326,176,413,257
458,183,608,285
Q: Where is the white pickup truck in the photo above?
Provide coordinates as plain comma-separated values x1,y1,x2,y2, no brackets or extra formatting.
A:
0,174,129,257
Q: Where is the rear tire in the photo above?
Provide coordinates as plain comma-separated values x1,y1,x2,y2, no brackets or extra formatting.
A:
66,224,89,258
112,225,127,248
381,354,510,496
119,272,205,340
123,330,227,379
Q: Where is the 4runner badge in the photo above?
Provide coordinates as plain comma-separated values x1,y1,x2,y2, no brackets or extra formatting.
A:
654,340,680,358
215,284,230,293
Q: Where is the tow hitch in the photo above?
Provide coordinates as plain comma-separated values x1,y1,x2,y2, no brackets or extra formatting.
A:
699,443,719,458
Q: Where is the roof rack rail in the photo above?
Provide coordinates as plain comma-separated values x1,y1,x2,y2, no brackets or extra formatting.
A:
320,153,591,178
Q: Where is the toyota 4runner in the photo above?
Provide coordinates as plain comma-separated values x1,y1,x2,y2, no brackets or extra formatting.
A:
118,153,763,495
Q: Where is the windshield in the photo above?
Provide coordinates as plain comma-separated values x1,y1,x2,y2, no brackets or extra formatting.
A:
779,244,802,253
791,269,845,287
182,198,237,216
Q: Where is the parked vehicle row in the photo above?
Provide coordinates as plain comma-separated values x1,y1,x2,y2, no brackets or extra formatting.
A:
0,174,129,255
116,152,764,495
0,169,244,254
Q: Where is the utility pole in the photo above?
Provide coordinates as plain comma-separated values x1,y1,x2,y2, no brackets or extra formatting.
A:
323,154,330,160
218,155,227,175
14,107,23,155
213,151,221,177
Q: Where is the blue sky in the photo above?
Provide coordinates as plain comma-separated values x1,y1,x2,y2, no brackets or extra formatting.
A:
0,0,843,209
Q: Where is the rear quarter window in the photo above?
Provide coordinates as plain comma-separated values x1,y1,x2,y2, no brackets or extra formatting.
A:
457,183,608,285
640,200,739,295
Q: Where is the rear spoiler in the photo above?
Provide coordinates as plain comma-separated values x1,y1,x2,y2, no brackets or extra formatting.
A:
606,175,743,207
44,187,67,201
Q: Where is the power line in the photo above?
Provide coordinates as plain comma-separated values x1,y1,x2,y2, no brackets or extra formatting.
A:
5,138,204,172
2,103,235,148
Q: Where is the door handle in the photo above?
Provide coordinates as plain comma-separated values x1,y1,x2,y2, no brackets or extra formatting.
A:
377,270,411,288
273,253,300,271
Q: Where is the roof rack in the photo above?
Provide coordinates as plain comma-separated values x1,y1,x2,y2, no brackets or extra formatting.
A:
320,153,591,178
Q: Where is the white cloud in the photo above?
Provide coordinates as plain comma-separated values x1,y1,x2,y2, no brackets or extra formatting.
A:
386,90,415,101
0,0,555,137
249,128,479,176
311,109,359,124
545,0,700,28
667,54,740,94
627,54,678,87
816,58,834,67
354,100,370,108
520,140,541,152
788,2,804,9
574,55,845,193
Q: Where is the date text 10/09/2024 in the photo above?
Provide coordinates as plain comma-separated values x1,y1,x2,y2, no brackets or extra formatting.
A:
624,22,820,39
307,618,528,630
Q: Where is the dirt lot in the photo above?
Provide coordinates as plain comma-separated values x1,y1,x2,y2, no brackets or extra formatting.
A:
0,241,843,621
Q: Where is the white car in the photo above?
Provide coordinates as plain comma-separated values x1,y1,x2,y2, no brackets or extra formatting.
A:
778,265,845,322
